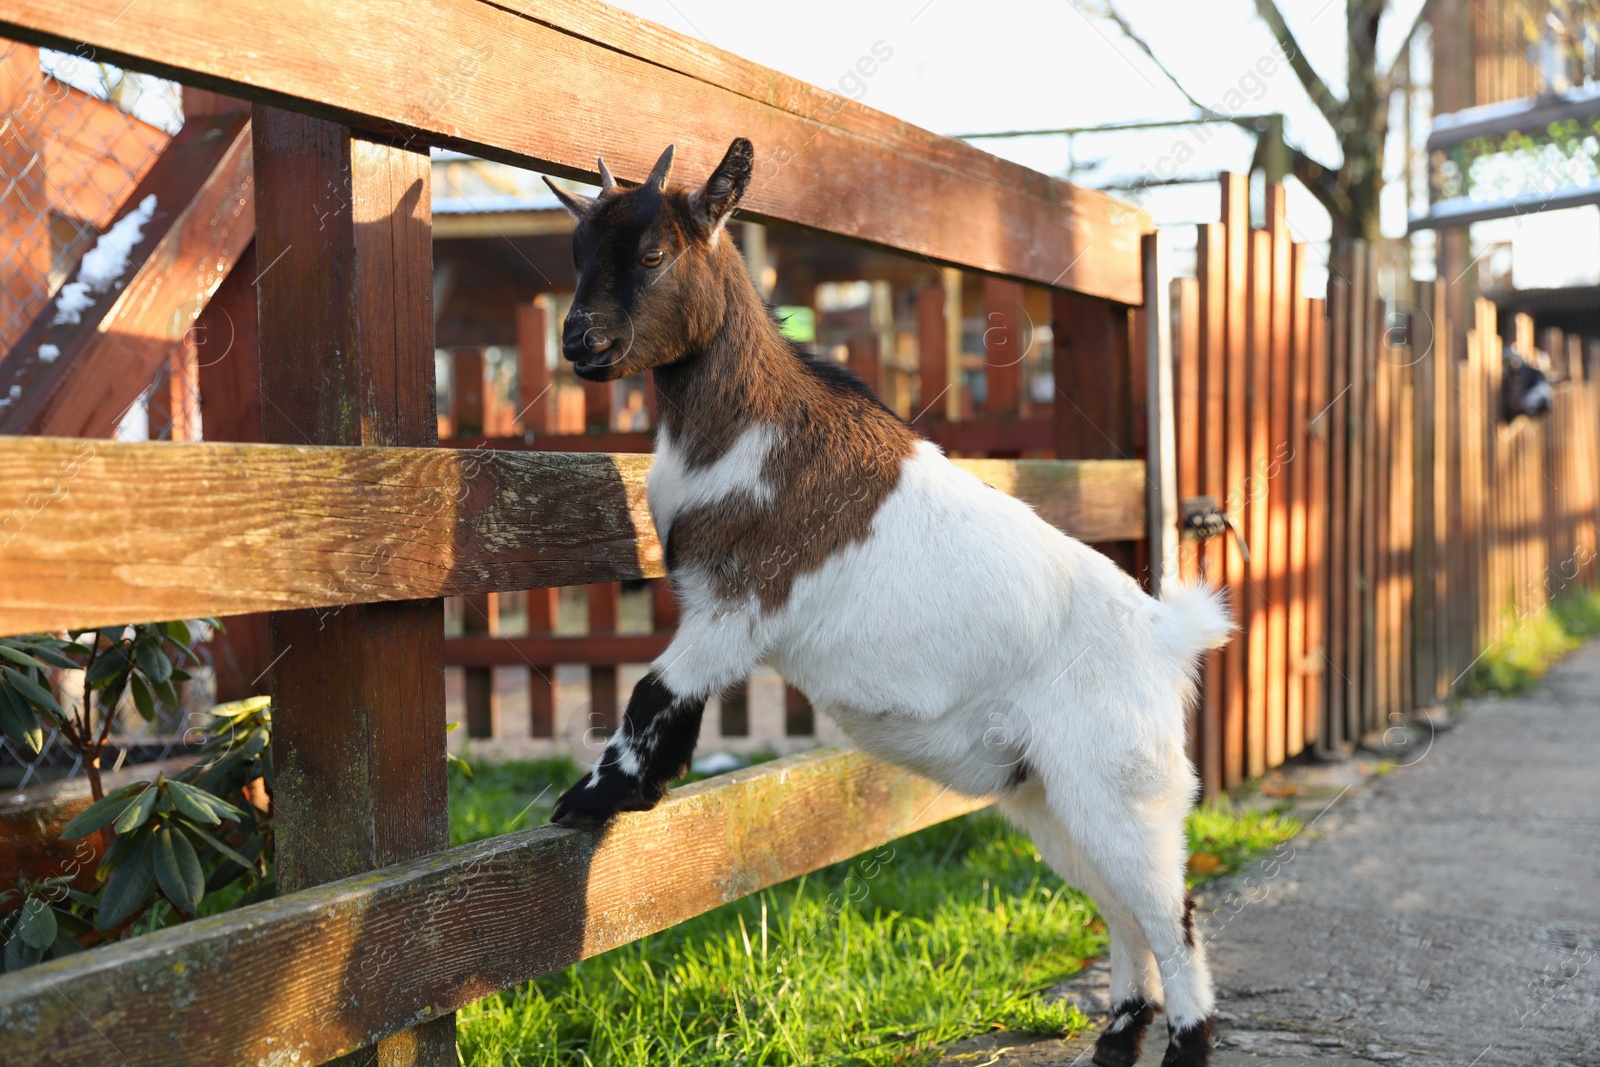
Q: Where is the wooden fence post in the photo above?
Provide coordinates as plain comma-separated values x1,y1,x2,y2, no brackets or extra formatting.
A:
1143,233,1178,596
252,108,454,1066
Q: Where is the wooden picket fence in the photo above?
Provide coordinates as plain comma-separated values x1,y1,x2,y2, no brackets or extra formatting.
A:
1169,188,1600,795
0,2,1159,1063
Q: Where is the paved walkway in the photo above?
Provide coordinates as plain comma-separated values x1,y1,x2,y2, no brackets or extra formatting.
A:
943,639,1600,1066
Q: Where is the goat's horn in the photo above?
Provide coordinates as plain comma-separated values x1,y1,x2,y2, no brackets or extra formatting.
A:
645,144,675,191
597,157,616,190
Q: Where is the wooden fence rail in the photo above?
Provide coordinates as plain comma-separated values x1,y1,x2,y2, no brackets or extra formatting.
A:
0,0,1144,302
0,749,986,1067
0,435,1142,636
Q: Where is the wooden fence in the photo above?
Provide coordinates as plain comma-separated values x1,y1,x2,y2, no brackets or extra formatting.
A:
0,1,1155,1063
6,2,1600,1059
1170,186,1600,794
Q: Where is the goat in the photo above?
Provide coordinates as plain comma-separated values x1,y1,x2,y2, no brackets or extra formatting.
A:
1503,345,1555,421
543,140,1233,1067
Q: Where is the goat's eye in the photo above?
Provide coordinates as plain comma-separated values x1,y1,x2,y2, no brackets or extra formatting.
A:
640,249,666,268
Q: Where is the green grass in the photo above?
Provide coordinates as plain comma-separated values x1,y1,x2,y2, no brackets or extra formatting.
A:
1470,588,1600,695
446,759,1300,1066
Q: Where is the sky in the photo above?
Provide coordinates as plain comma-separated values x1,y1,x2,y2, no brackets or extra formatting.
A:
603,0,1429,250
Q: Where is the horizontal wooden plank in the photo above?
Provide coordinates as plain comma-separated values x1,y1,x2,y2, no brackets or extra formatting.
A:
446,632,672,667
955,457,1146,541
0,748,988,1067
445,417,1061,458
0,0,1146,301
0,436,1142,636
0,437,659,636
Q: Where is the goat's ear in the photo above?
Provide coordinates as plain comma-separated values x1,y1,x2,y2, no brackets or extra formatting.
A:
543,176,594,219
691,137,753,235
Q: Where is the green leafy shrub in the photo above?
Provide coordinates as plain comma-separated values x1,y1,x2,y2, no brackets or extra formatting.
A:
0,622,276,971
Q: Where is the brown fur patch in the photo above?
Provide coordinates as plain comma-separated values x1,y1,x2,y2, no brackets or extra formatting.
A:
1182,890,1196,948
654,250,919,609
564,153,920,613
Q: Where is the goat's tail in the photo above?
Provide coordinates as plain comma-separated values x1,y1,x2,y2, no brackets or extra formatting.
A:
1156,579,1235,672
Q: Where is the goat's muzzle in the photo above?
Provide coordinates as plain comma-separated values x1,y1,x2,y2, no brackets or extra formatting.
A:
562,320,622,380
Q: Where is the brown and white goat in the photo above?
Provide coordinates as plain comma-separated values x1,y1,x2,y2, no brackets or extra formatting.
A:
543,141,1232,1067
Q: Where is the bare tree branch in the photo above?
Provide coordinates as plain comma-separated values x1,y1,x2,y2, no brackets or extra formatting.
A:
1077,1,1225,120
1288,144,1353,225
1251,0,1346,128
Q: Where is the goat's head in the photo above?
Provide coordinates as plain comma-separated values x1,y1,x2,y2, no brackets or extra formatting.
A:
1503,346,1555,421
544,139,754,381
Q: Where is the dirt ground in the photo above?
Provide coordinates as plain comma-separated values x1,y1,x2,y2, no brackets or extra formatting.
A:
942,639,1600,1066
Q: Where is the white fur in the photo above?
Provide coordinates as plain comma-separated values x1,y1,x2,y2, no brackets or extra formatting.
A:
647,423,776,544
645,435,1230,1032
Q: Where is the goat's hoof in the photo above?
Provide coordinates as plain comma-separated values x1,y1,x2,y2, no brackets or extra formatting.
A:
1158,1017,1215,1067
1092,997,1157,1067
550,773,663,829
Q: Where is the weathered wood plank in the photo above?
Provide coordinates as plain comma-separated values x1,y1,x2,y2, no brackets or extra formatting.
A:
953,458,1145,541
0,437,1143,636
0,115,254,437
0,748,988,1067
0,0,1146,301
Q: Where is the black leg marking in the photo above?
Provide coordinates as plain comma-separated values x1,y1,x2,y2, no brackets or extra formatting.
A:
1181,892,1196,948
1159,1016,1215,1067
551,672,706,830
1092,996,1156,1067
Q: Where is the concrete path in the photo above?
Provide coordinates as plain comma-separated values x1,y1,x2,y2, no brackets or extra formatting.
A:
942,639,1600,1066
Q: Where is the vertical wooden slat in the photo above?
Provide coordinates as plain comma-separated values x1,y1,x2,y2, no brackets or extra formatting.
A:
1360,290,1381,738
1144,233,1179,597
1285,244,1310,758
1344,243,1369,745
847,333,882,398
589,582,622,732
984,277,1024,418
1196,223,1227,794
516,301,550,436
1324,264,1351,753
1412,281,1440,709
462,592,499,738
917,285,949,420
1371,296,1393,735
526,588,559,739
583,373,613,433
720,679,750,737
785,684,815,736
252,108,454,1065
1175,274,1203,772
1264,188,1291,769
1176,276,1202,581
451,348,485,438
1303,295,1329,749
1219,175,1250,787
1245,229,1272,778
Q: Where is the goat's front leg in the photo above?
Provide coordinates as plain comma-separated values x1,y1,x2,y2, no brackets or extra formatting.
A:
552,606,761,830
550,671,706,829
